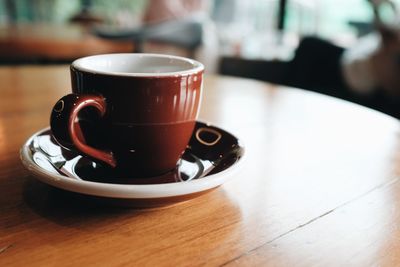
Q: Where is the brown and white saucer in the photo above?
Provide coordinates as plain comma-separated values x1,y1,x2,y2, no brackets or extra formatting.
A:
20,121,245,208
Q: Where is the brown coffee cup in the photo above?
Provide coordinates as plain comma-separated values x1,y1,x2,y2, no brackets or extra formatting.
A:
50,53,204,177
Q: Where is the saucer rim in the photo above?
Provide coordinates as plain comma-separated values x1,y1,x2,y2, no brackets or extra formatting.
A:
20,121,245,199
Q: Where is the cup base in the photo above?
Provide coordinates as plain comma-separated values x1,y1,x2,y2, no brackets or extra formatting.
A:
76,158,181,183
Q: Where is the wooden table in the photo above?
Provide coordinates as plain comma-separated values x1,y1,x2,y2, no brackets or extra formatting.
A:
0,24,134,63
1,65,400,266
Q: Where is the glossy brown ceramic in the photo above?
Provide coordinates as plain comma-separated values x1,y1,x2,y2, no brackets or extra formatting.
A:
50,54,204,177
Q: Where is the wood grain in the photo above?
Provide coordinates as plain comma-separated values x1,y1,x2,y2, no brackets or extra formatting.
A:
1,65,400,266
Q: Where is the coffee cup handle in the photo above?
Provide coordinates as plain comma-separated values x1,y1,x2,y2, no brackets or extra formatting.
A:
50,94,117,168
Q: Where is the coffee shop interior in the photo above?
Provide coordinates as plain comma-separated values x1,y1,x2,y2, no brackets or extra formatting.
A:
5,1,400,266
2,0,400,117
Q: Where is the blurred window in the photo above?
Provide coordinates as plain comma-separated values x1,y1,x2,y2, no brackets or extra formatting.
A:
213,0,400,58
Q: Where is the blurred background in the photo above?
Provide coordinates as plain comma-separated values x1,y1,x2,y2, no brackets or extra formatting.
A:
0,0,377,58
1,0,400,117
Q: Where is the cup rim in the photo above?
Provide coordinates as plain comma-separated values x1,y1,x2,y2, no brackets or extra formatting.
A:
71,53,204,77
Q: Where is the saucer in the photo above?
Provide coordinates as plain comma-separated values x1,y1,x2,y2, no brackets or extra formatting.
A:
20,121,245,208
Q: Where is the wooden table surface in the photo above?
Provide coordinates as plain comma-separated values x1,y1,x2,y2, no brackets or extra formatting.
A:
1,65,400,266
0,24,134,63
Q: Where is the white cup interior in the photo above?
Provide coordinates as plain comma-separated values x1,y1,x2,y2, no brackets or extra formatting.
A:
72,53,204,76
